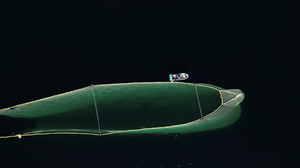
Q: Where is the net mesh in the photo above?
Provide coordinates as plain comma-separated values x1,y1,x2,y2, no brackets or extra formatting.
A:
0,82,244,138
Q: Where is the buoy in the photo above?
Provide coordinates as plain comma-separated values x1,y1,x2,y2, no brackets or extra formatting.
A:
17,134,22,139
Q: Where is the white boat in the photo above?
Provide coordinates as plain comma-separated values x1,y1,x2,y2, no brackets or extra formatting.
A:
169,73,189,82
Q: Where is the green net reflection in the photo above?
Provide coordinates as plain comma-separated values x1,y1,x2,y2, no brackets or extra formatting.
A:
0,82,244,138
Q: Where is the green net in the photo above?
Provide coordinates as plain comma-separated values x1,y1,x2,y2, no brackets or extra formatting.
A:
0,82,244,138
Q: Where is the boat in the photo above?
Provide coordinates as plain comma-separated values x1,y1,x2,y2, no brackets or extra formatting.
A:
169,73,189,82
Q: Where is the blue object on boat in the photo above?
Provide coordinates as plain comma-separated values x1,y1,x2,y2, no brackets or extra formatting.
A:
169,73,189,82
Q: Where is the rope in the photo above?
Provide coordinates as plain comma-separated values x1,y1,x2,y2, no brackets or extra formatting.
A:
194,84,203,119
91,85,102,135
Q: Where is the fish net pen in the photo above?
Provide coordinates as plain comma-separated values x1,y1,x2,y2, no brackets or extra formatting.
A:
0,82,244,139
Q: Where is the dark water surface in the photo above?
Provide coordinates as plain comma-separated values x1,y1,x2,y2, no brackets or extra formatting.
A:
0,1,299,167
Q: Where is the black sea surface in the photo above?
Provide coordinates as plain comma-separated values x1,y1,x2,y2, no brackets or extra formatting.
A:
0,1,299,168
